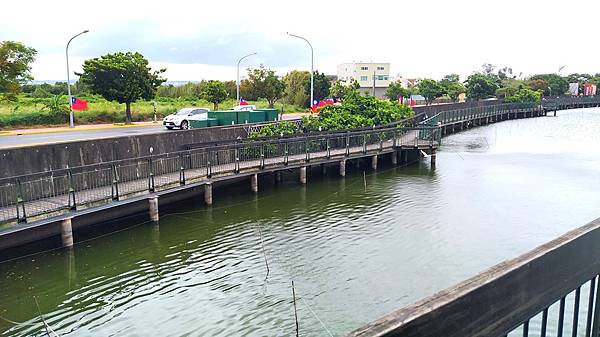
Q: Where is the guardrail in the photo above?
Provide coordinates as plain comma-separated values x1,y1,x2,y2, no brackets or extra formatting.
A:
420,102,542,127
0,124,440,225
542,96,600,111
347,217,600,337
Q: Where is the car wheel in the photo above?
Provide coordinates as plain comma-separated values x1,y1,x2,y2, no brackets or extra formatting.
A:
181,120,189,130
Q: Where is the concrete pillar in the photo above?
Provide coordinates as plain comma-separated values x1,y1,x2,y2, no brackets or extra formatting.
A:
299,166,307,184
321,163,327,175
355,159,361,168
339,160,346,177
371,155,378,170
391,151,398,165
61,217,74,248
430,150,437,167
403,150,408,163
250,174,258,193
148,196,159,222
204,183,213,206
274,171,282,183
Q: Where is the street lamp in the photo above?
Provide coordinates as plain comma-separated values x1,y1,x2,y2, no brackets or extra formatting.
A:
548,86,552,97
236,52,257,102
66,29,89,128
287,32,313,108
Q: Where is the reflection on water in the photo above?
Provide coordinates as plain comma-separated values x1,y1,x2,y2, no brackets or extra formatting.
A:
1,109,600,336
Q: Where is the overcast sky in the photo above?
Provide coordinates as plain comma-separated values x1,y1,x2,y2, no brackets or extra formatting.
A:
2,0,599,82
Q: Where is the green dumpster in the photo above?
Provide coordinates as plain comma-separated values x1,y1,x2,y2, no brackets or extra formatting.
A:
263,108,279,122
190,119,209,129
248,110,267,123
206,118,219,127
236,110,251,124
209,111,237,126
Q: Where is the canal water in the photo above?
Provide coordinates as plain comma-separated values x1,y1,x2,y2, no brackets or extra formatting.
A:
1,109,600,336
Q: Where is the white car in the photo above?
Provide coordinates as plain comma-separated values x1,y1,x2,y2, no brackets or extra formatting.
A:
232,105,257,111
163,108,210,130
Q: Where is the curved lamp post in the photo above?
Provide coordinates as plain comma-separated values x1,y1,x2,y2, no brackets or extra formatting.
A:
287,32,313,108
66,29,89,128
236,52,258,103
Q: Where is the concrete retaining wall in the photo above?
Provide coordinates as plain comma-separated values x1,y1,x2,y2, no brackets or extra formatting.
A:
0,125,248,179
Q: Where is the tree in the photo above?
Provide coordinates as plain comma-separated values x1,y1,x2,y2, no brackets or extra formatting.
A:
79,52,166,124
528,74,568,97
465,73,499,100
385,80,413,102
283,70,310,106
439,74,465,102
201,80,228,110
247,65,285,108
504,87,541,103
305,71,331,106
223,80,237,100
330,79,360,101
416,79,444,105
0,41,37,101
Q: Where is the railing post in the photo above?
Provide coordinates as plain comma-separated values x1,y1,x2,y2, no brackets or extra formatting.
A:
16,179,27,223
207,150,213,177
363,133,367,154
345,134,350,156
260,145,265,169
148,157,155,192
305,138,310,162
111,164,120,200
179,154,186,185
592,275,600,337
235,148,240,173
68,170,77,210
393,129,397,148
326,136,331,159
284,142,289,165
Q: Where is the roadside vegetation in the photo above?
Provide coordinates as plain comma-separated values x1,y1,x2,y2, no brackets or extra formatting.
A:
2,40,600,129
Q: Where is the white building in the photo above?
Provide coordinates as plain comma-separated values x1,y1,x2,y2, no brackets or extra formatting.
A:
337,62,390,98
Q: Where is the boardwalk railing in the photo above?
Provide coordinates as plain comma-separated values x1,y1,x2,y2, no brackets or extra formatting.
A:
347,217,600,337
420,102,542,127
0,125,440,225
542,96,600,111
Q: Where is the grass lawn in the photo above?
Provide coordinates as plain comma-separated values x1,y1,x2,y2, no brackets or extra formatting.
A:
0,96,306,129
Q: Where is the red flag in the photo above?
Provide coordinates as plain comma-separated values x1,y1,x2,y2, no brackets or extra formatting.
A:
239,98,249,106
71,97,88,110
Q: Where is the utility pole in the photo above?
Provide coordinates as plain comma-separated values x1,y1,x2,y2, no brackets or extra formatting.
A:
236,52,258,103
66,29,89,128
287,33,314,107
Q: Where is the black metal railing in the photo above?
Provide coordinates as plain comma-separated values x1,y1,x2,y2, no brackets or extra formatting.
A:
347,218,600,337
420,102,542,127
0,125,441,225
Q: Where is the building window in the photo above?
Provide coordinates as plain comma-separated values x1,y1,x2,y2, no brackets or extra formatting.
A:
360,66,369,71
360,76,368,81
377,66,385,70
375,75,389,81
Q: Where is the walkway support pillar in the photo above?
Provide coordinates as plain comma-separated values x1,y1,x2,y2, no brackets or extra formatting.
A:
148,196,159,222
430,150,437,167
391,151,398,165
274,171,282,183
339,160,346,177
371,155,378,170
403,150,408,164
321,163,327,175
204,183,213,206
299,166,307,184
61,217,74,248
250,174,258,193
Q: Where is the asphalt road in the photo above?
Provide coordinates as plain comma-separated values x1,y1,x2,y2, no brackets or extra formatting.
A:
0,125,167,149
